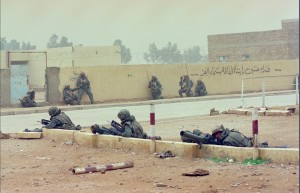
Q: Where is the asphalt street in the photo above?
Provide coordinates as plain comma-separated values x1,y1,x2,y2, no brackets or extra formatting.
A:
0,93,297,133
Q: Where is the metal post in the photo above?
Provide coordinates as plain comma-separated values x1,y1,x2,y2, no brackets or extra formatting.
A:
241,78,244,108
150,104,155,137
150,104,156,153
296,75,299,105
262,79,265,108
252,108,259,160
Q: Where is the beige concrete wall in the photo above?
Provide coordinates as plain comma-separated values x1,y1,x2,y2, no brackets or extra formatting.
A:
47,59,298,104
46,46,121,67
0,69,11,107
0,51,8,68
28,53,47,88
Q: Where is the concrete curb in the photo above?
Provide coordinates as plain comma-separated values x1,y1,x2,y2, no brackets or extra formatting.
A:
16,132,42,139
40,129,299,165
228,108,293,116
1,90,296,116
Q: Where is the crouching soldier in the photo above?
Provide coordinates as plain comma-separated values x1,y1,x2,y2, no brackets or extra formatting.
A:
148,75,163,100
63,85,79,105
24,107,81,132
194,80,207,97
20,89,37,107
178,75,193,97
91,109,161,140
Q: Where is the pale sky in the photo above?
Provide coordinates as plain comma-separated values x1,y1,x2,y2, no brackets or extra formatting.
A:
1,0,299,63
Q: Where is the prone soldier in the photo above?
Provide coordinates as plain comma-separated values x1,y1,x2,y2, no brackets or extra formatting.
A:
91,109,161,140
24,107,81,132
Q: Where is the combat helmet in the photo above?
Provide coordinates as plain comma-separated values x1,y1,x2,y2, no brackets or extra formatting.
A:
64,85,70,90
117,109,130,120
79,72,85,77
27,89,35,95
91,124,102,134
48,106,61,117
211,125,225,135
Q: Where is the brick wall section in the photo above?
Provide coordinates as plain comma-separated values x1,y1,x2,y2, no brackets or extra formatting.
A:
208,19,299,62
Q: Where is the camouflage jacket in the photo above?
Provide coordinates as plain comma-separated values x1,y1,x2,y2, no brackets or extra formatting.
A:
45,112,76,130
63,88,77,101
195,82,206,93
148,79,162,90
121,116,147,138
218,128,252,147
76,77,90,89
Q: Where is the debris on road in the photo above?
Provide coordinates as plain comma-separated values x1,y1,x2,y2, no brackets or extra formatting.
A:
210,108,220,116
154,150,175,159
182,169,209,176
0,131,10,139
72,161,134,175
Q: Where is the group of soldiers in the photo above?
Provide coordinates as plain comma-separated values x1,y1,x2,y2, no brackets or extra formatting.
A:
20,72,94,107
63,72,94,105
148,74,207,100
20,72,206,107
24,105,268,148
24,106,161,140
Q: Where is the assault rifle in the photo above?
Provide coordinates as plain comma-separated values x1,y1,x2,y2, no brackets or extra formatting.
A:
38,119,50,125
180,130,218,149
108,120,124,132
179,76,184,89
91,124,120,135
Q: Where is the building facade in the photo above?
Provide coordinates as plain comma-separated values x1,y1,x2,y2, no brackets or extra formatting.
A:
208,19,299,62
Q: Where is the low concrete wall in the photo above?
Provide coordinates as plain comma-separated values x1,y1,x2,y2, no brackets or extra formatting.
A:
156,140,199,158
199,145,254,162
259,148,299,164
16,132,42,139
40,130,299,165
43,128,75,142
46,60,299,104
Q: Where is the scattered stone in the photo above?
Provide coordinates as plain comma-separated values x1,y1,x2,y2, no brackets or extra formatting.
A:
210,108,220,116
0,131,10,139
155,183,167,187
64,141,73,145
228,159,234,163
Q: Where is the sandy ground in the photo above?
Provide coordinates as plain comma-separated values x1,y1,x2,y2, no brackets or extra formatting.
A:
1,106,299,193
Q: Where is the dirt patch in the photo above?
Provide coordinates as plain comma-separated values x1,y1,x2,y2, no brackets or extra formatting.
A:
1,106,299,193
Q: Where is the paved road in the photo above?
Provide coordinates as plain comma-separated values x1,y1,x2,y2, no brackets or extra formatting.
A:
1,93,297,133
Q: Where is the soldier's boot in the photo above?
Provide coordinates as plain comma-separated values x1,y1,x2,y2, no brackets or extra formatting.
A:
23,128,30,132
33,128,43,132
